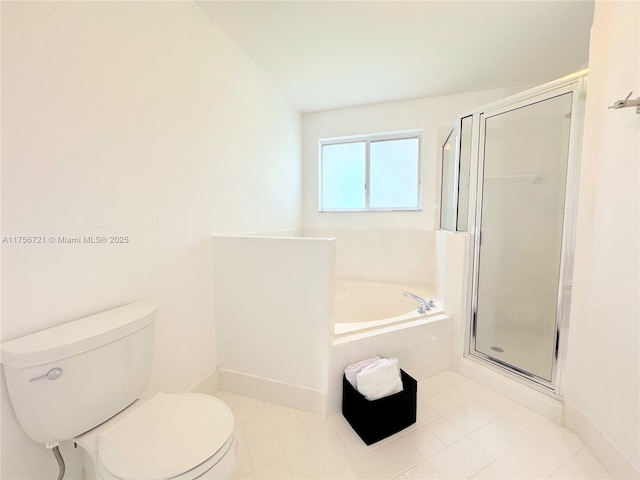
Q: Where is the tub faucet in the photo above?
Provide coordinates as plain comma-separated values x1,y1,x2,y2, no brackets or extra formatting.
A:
403,292,435,314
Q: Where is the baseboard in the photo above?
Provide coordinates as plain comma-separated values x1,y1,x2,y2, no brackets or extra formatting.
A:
564,403,639,479
218,369,327,416
187,370,219,395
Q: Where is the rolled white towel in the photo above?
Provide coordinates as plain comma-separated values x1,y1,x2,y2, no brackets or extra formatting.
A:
344,355,380,388
356,358,403,401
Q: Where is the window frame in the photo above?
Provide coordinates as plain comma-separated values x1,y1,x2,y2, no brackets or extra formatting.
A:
318,130,423,212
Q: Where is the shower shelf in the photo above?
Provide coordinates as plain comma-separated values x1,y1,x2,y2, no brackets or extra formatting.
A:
484,171,543,184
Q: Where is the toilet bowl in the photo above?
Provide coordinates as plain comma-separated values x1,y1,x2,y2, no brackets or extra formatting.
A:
0,303,238,480
75,393,238,480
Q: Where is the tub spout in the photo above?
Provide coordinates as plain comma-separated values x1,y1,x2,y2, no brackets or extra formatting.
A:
403,292,435,314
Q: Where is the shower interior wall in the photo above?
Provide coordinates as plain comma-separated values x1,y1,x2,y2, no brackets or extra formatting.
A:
476,109,571,350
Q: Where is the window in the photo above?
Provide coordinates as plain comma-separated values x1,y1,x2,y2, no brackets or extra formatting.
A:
319,131,422,211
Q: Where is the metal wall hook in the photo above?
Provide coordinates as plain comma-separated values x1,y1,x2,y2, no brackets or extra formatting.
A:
608,91,640,114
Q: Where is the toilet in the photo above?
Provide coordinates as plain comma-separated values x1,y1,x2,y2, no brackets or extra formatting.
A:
0,303,238,479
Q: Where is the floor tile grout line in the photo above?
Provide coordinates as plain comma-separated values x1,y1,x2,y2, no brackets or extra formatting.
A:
217,370,613,480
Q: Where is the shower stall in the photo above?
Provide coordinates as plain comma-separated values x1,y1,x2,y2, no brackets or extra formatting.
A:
441,71,587,394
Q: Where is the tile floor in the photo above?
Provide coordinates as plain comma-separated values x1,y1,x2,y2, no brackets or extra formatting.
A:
215,371,612,479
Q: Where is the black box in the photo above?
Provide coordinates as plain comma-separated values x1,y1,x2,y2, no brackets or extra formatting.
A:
342,369,417,445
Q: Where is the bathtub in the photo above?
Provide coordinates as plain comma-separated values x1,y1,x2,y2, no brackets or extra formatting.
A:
333,279,443,336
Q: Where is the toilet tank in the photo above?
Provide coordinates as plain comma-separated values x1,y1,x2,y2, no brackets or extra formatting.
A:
0,303,156,444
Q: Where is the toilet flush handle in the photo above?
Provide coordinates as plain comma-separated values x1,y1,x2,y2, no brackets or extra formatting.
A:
29,367,63,382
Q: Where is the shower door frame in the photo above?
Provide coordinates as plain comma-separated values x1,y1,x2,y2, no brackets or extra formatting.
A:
465,72,587,396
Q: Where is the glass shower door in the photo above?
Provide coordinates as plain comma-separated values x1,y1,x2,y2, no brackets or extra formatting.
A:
473,93,573,383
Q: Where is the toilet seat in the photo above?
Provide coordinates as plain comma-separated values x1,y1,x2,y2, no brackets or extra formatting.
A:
96,432,237,480
95,393,235,480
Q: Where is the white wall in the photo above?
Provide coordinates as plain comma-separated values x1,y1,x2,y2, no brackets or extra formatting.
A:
0,2,301,478
212,235,332,414
564,1,639,478
306,228,436,286
302,87,527,232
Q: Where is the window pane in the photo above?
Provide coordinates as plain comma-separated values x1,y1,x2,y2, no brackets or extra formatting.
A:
370,137,419,209
321,142,366,210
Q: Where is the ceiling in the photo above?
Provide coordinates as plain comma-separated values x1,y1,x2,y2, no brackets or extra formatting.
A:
197,1,594,113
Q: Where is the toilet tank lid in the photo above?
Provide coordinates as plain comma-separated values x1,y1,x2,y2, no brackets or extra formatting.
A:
0,303,156,368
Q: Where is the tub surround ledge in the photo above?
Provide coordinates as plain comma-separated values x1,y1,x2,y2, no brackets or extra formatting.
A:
332,313,450,345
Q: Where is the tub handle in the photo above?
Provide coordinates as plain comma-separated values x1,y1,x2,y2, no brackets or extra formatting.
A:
403,292,435,313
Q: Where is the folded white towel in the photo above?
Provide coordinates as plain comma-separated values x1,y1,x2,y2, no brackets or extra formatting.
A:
356,358,403,401
344,355,380,388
